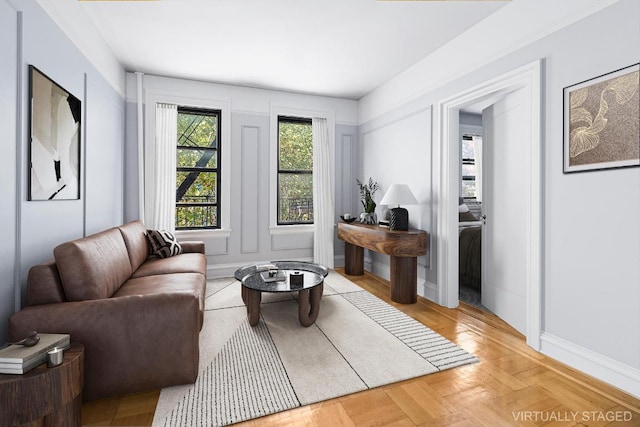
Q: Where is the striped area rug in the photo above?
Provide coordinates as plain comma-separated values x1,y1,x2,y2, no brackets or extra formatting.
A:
160,320,299,426
153,273,478,427
342,291,477,370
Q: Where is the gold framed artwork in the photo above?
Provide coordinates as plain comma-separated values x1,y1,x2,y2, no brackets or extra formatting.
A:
563,63,639,173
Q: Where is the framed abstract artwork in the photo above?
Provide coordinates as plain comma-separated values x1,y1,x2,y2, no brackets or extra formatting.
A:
563,63,639,173
28,65,81,200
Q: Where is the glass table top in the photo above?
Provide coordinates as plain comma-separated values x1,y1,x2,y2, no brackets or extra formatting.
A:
235,261,329,293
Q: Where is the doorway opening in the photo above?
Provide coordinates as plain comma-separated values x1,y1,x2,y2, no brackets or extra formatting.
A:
457,119,486,311
436,60,542,349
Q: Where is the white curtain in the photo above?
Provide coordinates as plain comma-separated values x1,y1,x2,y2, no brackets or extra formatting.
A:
145,103,177,231
473,136,483,202
312,117,334,268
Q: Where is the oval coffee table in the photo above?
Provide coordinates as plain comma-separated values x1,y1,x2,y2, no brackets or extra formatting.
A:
234,261,329,327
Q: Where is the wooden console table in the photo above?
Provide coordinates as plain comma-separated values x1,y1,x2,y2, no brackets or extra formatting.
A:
337,222,427,304
0,343,84,427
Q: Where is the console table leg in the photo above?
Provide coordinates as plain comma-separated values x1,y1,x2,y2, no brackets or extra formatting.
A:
245,288,262,326
390,256,417,304
298,283,323,327
344,242,364,275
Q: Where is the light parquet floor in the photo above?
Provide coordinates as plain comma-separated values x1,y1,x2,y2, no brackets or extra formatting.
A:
82,269,640,426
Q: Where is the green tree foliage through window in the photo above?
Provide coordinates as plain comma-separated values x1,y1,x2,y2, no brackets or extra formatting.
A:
278,117,313,224
176,107,221,229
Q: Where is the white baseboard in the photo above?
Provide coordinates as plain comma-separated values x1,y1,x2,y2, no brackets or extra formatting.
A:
540,332,640,399
207,263,241,279
206,257,314,279
419,280,438,302
368,258,389,281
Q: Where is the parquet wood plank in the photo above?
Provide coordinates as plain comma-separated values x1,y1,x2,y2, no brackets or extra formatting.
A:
81,395,122,426
384,381,451,423
339,388,414,426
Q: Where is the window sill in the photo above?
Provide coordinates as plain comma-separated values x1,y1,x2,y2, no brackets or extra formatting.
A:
269,224,314,235
176,228,232,240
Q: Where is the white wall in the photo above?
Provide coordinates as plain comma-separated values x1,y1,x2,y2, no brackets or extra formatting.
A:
358,0,640,397
124,73,358,277
84,74,124,235
0,0,19,344
359,107,434,296
0,0,125,343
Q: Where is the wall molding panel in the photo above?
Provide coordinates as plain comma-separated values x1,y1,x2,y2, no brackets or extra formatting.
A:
240,125,260,254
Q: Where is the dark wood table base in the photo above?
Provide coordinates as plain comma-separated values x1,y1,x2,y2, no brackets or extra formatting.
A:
344,243,364,275
345,243,418,304
298,284,324,327
390,256,418,304
0,343,84,427
339,223,427,304
242,283,324,327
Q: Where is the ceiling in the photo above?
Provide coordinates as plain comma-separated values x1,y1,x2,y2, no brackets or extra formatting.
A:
73,0,509,100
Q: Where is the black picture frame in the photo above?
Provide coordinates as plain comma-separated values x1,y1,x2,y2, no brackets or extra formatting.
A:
563,63,639,173
28,65,81,200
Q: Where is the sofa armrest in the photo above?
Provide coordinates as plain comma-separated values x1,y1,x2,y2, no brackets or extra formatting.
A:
181,240,205,254
9,292,200,401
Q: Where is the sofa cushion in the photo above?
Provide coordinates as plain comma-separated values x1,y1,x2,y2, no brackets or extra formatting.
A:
54,228,133,301
27,260,66,305
114,273,206,327
146,229,183,258
118,220,149,272
131,253,207,279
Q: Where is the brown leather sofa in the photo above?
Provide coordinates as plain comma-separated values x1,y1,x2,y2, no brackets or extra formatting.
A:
8,220,206,402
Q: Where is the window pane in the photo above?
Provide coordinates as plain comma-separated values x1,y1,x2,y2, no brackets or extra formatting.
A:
279,121,312,171
278,173,313,223
176,205,217,229
177,148,217,168
177,171,217,204
462,163,476,177
462,180,477,198
177,113,218,148
461,139,475,159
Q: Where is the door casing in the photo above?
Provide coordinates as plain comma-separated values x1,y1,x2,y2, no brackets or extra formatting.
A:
435,60,542,349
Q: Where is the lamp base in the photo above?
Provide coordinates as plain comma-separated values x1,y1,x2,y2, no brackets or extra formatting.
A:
389,207,409,231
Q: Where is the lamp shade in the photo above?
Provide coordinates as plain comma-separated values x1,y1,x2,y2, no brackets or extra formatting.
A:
380,184,418,207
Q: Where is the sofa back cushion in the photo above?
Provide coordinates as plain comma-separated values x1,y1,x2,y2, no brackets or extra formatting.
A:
118,220,149,271
27,260,67,305
54,227,133,301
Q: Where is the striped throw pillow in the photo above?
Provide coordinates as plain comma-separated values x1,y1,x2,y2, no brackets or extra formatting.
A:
146,229,183,258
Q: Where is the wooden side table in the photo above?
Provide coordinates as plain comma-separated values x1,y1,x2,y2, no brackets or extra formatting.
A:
0,343,84,427
338,222,428,303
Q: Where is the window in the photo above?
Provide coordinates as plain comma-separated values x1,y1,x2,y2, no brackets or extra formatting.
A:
277,116,313,225
461,134,481,199
175,107,221,229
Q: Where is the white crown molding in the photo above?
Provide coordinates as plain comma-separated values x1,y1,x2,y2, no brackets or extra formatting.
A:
358,0,622,124
36,0,125,97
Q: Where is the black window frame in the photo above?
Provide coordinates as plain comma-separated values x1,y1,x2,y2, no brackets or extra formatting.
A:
175,106,222,230
277,115,313,225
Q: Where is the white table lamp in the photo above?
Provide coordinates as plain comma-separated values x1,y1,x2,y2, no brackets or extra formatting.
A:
379,184,418,231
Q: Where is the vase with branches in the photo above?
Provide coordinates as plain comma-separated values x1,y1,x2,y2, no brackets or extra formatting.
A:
356,177,379,224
